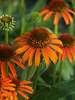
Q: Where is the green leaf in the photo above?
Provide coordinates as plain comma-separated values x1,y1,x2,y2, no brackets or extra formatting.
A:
32,0,45,12
38,77,51,88
21,66,37,80
31,79,75,100
56,59,74,80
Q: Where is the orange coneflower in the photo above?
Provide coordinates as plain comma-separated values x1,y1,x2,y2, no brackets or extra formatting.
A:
59,34,75,62
15,27,62,67
0,44,25,79
9,74,33,100
40,0,75,25
0,75,33,100
0,76,16,100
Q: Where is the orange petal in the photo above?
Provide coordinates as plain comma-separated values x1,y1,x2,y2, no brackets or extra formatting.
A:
22,48,34,62
18,90,29,100
28,49,35,66
49,33,57,39
50,45,62,54
4,79,12,83
40,9,49,16
47,47,58,64
11,59,25,69
19,87,32,94
43,11,53,21
67,8,75,15
20,80,32,85
1,62,6,79
4,83,16,87
16,45,29,54
66,47,73,62
8,62,17,78
62,11,69,24
51,39,63,45
15,36,22,42
71,47,75,60
21,85,32,91
60,48,66,61
35,48,40,67
64,10,73,23
3,86,15,91
13,92,18,100
70,47,75,60
42,48,50,66
54,12,59,25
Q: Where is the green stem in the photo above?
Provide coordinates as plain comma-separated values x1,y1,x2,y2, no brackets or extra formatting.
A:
54,24,58,36
4,30,9,75
69,23,74,35
26,66,35,80
33,67,40,91
53,68,57,85
19,0,26,35
7,0,13,15
4,30,9,44
69,0,75,35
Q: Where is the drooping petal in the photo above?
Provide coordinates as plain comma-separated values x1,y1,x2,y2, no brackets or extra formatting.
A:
1,62,6,79
66,47,73,62
42,48,50,66
67,8,75,15
22,48,34,62
64,10,73,23
8,62,17,78
35,48,40,67
60,48,66,61
13,92,18,100
50,44,62,54
44,11,53,21
18,90,29,100
16,45,29,54
51,39,63,45
71,47,75,60
11,59,25,69
40,8,49,16
47,47,58,64
3,86,15,91
19,87,32,94
62,11,69,24
20,80,32,85
21,85,33,91
54,12,59,25
28,49,35,66
49,33,57,39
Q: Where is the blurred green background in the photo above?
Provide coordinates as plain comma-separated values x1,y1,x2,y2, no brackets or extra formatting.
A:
1,0,75,100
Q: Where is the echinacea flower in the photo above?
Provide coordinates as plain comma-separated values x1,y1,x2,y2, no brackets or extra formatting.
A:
0,76,16,100
0,15,15,31
0,74,33,100
9,74,33,100
40,0,75,25
15,28,62,67
0,44,25,79
59,34,75,62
